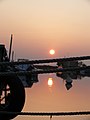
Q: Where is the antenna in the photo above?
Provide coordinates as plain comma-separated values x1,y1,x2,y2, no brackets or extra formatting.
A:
9,34,13,61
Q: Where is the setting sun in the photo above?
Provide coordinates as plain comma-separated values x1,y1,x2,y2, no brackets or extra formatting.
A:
49,49,55,55
48,78,53,87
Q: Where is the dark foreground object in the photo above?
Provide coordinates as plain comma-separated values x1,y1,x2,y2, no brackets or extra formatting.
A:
0,76,25,120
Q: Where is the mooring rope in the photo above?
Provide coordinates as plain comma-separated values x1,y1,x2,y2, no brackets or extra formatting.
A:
0,55,90,66
0,111,90,116
0,66,90,76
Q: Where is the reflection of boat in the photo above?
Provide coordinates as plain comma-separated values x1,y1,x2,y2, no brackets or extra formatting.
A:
57,60,90,90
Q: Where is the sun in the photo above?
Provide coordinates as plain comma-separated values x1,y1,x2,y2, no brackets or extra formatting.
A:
49,49,55,55
48,78,53,87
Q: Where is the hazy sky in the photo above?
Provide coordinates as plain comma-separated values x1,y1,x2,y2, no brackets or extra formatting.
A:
0,0,90,120
0,0,90,59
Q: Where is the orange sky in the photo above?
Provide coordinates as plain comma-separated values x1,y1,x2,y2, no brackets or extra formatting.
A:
0,0,90,59
0,0,90,120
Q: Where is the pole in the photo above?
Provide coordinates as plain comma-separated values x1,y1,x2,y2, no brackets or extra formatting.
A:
9,34,13,61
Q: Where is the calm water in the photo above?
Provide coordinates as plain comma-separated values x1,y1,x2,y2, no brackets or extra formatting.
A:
14,74,90,120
